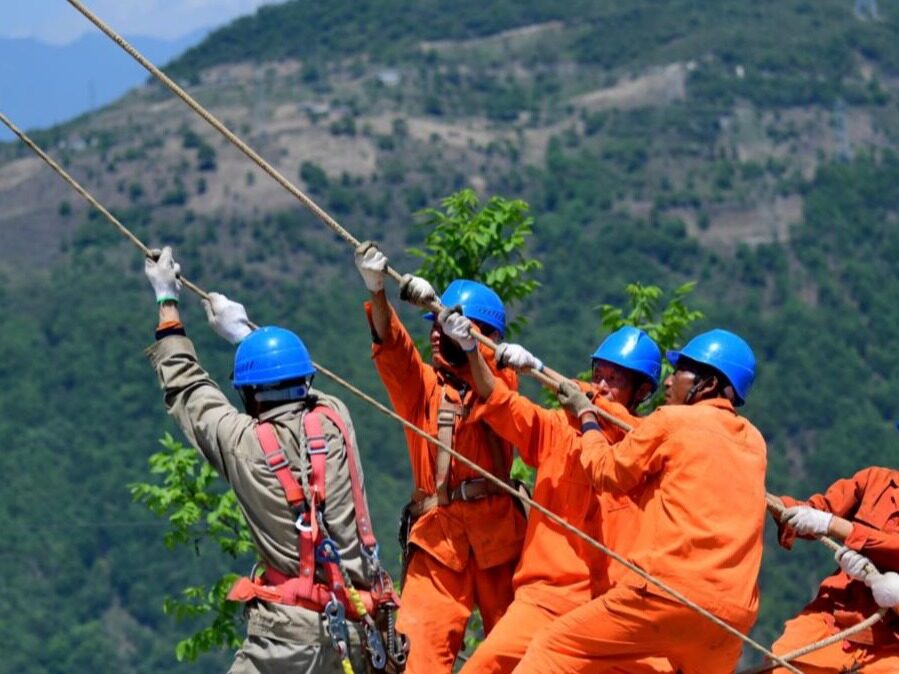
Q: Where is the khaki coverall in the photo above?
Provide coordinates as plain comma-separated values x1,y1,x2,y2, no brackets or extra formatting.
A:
149,334,375,673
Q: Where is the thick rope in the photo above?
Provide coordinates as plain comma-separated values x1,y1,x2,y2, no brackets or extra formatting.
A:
736,610,885,674
50,5,899,664
0,111,207,302
63,0,587,401
1,111,801,673
732,495,894,672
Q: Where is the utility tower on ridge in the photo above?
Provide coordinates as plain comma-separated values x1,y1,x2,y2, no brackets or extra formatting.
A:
833,98,852,162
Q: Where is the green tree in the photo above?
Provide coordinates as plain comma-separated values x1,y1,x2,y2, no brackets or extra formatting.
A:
130,434,253,661
409,188,542,337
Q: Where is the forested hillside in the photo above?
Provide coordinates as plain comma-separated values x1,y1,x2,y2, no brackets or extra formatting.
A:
1,1,898,671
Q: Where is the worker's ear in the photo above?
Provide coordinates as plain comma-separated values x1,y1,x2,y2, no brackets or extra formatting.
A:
694,374,721,402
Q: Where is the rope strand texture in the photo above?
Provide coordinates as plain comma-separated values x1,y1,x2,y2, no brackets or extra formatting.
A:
1,109,800,672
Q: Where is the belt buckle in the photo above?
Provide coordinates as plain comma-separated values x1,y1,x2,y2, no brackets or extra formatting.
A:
460,478,484,501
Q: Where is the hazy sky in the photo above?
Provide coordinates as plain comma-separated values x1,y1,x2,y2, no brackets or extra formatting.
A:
3,0,283,44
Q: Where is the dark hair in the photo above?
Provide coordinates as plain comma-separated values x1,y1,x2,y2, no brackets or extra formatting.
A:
675,356,733,397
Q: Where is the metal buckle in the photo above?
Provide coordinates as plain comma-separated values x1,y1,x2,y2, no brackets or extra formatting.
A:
295,511,313,533
460,478,484,501
306,434,328,454
361,543,381,565
266,449,290,472
323,594,349,658
437,409,457,426
364,620,387,669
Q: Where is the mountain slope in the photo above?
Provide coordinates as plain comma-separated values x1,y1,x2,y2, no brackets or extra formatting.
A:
0,1,898,670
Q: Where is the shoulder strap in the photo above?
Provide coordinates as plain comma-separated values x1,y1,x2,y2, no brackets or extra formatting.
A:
255,422,305,506
310,405,378,550
435,386,464,503
253,422,316,593
302,411,329,504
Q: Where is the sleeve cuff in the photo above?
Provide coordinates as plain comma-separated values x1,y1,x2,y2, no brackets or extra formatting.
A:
844,522,873,551
155,320,186,341
580,421,602,433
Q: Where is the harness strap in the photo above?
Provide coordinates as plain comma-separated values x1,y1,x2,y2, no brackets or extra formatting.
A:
314,406,378,549
255,422,305,506
228,571,376,620
412,386,513,515
243,408,398,619
253,421,318,599
435,387,463,505
302,410,329,504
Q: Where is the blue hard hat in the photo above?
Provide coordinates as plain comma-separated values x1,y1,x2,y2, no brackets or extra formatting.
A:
425,279,506,337
232,326,315,388
667,329,756,406
591,326,662,392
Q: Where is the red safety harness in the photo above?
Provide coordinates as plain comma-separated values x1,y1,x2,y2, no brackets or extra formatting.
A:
227,405,399,620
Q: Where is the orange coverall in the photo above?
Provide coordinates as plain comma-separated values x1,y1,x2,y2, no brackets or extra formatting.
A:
458,379,672,674
770,467,899,673
366,303,526,673
513,399,767,674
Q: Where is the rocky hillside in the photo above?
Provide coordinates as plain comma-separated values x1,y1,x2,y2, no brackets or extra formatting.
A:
1,1,898,671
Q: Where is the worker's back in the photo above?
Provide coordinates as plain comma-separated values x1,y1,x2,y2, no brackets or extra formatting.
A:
614,398,767,624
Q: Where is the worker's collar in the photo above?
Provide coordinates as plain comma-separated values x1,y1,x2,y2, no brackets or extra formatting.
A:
691,397,736,414
256,400,305,422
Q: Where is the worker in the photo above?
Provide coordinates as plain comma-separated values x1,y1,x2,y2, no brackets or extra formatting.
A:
511,329,766,674
144,247,405,673
439,310,673,674
766,467,899,673
353,242,526,674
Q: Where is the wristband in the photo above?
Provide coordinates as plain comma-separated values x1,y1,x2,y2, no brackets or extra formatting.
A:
580,421,601,433
157,296,179,305
155,321,186,341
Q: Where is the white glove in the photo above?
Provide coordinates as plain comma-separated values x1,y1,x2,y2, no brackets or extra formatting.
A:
867,572,899,609
495,343,543,372
399,274,437,307
145,246,182,302
835,546,871,582
438,308,476,352
202,292,253,344
782,506,833,537
354,241,388,292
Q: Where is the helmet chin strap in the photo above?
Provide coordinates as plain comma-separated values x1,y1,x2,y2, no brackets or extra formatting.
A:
254,385,308,402
684,375,712,405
